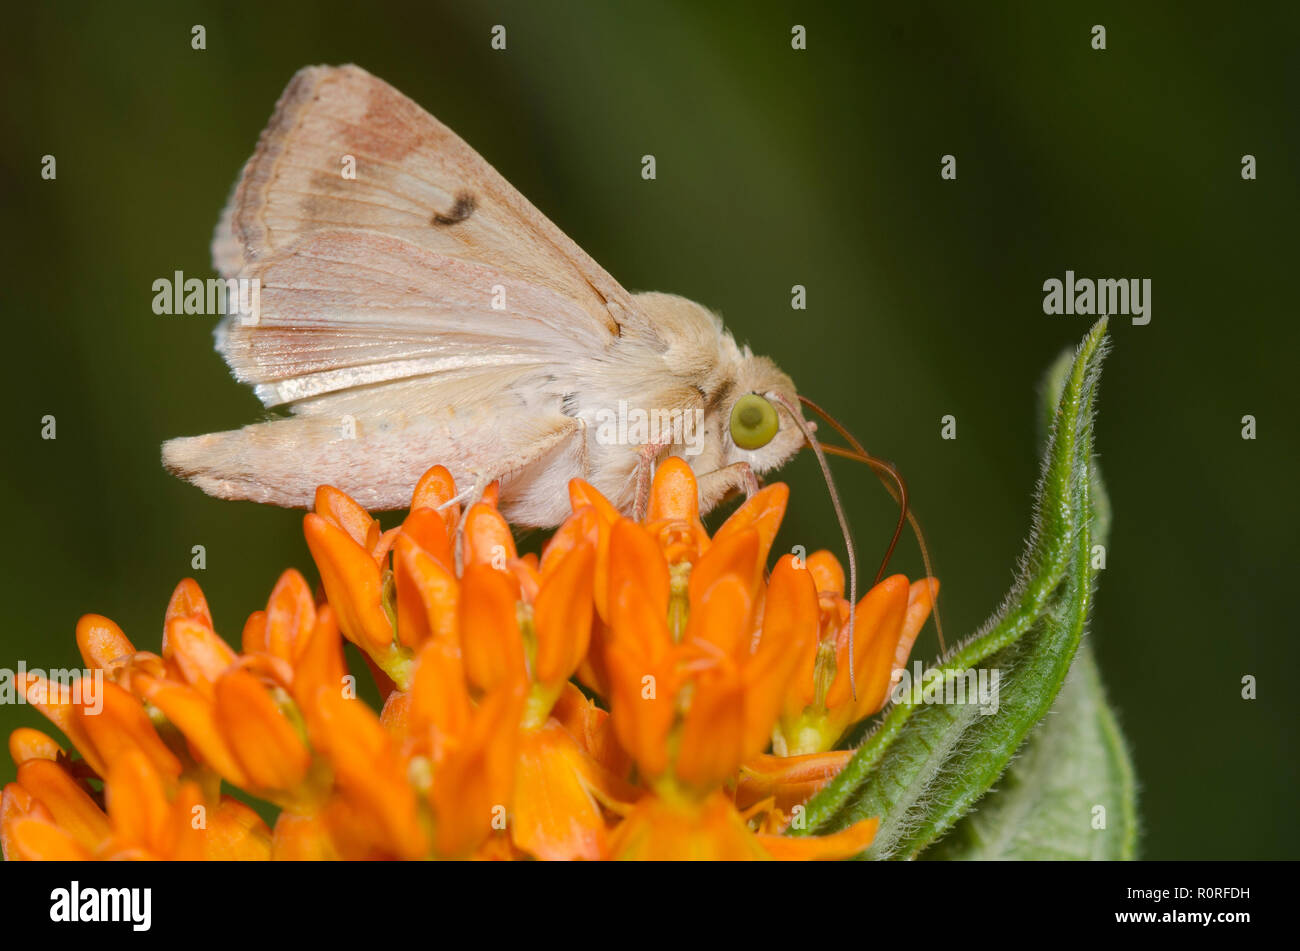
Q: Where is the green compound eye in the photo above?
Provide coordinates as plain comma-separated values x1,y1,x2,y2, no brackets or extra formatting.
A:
729,393,779,450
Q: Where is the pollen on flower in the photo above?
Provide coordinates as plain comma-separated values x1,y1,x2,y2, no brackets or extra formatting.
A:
2,461,934,861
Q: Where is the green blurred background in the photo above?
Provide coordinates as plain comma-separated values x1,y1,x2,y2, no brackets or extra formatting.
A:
1,0,1295,858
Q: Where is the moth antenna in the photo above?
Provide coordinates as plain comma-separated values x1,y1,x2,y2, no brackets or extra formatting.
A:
799,395,946,655
766,391,860,700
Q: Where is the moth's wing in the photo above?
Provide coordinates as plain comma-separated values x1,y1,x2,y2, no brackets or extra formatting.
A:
212,63,648,406
220,63,632,311
211,194,244,278
220,228,612,406
163,376,582,516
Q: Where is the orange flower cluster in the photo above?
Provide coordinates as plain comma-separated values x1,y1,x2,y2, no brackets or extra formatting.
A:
2,460,935,860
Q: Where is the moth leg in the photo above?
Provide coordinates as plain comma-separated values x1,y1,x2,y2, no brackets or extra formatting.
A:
440,477,491,575
632,446,654,522
574,418,591,480
436,483,481,513
696,461,761,514
632,441,673,521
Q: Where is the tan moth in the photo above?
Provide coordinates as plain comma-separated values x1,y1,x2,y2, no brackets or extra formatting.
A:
163,65,939,687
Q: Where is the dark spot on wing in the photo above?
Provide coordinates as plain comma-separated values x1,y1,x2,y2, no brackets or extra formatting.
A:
432,192,476,226
561,393,579,416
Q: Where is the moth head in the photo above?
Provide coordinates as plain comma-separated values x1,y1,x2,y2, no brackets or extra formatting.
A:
720,356,810,472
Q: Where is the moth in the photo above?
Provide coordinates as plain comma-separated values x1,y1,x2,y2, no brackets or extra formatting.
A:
163,65,936,677
164,63,826,522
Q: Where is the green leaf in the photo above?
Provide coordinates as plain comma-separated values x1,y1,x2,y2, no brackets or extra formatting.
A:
795,318,1111,858
920,644,1137,859
921,343,1138,860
